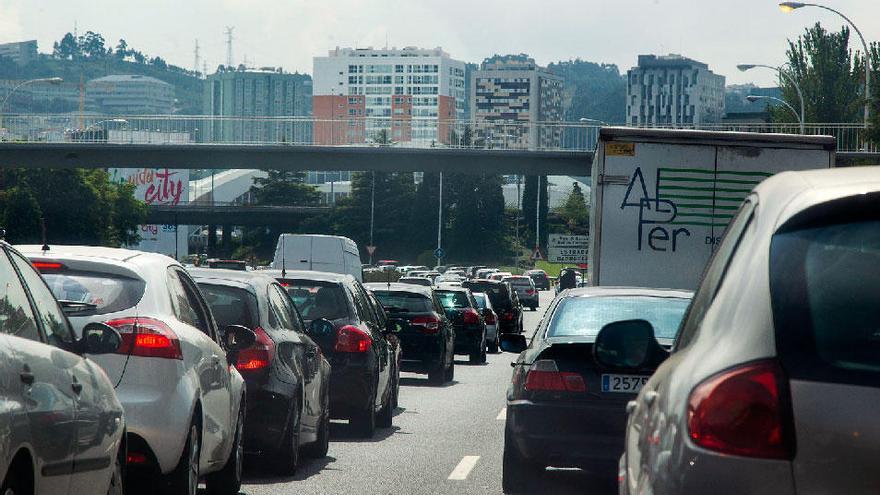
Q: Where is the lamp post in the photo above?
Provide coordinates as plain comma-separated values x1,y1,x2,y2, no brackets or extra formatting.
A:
746,95,802,129
779,2,871,126
738,64,805,133
0,77,64,132
578,117,608,125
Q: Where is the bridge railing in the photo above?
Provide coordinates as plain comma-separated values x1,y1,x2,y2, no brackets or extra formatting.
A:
0,114,874,152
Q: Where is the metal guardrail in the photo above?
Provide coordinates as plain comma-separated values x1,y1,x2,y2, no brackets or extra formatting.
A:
0,114,875,153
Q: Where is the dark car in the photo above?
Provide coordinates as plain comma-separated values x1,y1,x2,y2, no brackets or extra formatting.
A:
366,283,455,385
363,289,402,406
526,269,551,291
462,279,523,334
498,287,692,491
191,268,332,474
435,287,487,364
268,270,398,438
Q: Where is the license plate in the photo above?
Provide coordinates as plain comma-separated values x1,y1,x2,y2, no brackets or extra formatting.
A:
601,374,649,393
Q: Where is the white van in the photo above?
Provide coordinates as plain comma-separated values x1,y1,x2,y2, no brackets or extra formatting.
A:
271,234,363,282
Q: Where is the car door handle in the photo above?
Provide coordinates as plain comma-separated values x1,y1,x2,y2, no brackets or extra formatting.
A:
644,390,659,406
71,380,83,395
19,370,34,385
626,400,637,415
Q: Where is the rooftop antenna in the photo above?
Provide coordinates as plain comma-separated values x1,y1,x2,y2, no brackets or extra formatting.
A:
40,217,49,253
193,39,201,76
224,26,235,67
281,234,287,279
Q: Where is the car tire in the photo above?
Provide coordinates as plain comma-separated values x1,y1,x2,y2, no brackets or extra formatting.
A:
205,404,244,494
165,421,200,495
272,396,301,475
428,353,446,386
303,388,330,458
391,364,400,409
377,390,393,428
1,460,33,495
351,389,376,438
487,338,499,353
107,452,124,495
444,358,455,382
502,426,542,493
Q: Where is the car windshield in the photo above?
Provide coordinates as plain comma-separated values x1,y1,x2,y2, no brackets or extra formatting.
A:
372,291,433,313
436,290,470,309
198,283,259,330
283,281,349,322
41,271,145,315
548,295,691,339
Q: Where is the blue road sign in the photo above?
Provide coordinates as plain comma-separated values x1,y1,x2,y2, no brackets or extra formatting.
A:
434,247,446,259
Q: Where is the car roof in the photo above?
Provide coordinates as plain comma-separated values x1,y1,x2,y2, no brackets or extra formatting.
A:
261,269,355,284
189,267,278,291
363,282,433,296
434,286,470,293
561,286,694,299
16,244,167,264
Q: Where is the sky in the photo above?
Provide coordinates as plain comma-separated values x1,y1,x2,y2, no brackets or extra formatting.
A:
2,0,879,86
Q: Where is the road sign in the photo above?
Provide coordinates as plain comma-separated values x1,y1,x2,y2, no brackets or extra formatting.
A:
366,245,377,256
434,247,446,259
548,234,589,248
547,246,588,264
530,247,544,261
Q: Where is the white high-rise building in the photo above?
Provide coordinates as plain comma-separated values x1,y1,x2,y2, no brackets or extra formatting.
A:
312,46,467,145
626,54,725,126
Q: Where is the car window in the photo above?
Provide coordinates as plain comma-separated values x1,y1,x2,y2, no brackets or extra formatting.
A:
436,290,470,309
675,199,755,351
268,284,301,332
8,250,74,345
771,217,880,379
351,283,376,326
284,281,350,322
472,293,487,310
198,283,259,330
0,249,41,341
40,271,145,315
168,268,213,337
547,295,692,339
373,291,433,313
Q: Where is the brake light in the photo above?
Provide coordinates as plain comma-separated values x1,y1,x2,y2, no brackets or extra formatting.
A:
687,360,793,460
32,261,65,271
502,311,515,321
235,327,275,372
411,315,440,335
462,308,481,325
334,325,372,353
526,289,536,296
524,360,586,392
105,317,183,360
127,452,148,464
484,311,497,325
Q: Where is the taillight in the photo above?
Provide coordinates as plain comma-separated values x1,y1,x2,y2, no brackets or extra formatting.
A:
411,315,440,335
502,311,515,321
235,327,275,372
484,311,497,325
105,317,182,360
524,360,586,392
462,308,481,325
334,325,372,353
687,360,793,460
526,289,535,295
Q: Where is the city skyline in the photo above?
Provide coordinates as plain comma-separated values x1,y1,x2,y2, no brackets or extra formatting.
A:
2,0,878,87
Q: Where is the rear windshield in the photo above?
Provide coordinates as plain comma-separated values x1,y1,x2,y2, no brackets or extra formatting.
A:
283,281,349,322
506,278,532,286
463,282,510,309
42,272,145,315
372,291,433,313
198,283,259,330
399,278,432,287
472,293,487,310
548,296,691,339
436,290,470,309
771,219,880,375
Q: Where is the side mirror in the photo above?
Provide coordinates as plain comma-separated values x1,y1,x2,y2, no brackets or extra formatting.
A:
385,321,403,334
594,319,664,370
222,325,257,352
308,318,336,339
499,334,528,353
80,322,123,355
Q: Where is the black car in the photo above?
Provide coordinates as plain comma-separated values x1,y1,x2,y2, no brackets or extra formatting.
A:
526,269,551,291
435,287,487,364
270,270,398,438
462,279,523,334
363,288,402,407
498,287,692,491
191,268,332,474
365,283,455,385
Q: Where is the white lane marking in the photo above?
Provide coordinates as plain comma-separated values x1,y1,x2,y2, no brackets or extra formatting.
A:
448,455,480,480
496,407,507,420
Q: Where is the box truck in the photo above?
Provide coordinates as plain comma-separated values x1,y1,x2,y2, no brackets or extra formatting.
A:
589,127,836,290
271,234,363,282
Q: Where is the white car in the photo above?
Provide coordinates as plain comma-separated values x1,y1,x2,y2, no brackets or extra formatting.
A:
19,246,255,495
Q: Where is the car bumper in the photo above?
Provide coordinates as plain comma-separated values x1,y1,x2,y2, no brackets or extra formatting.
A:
453,324,483,354
327,353,375,419
498,318,521,334
242,383,295,454
398,333,444,370
519,296,539,307
507,398,628,469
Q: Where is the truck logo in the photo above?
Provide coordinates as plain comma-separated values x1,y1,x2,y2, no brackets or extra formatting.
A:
620,167,769,252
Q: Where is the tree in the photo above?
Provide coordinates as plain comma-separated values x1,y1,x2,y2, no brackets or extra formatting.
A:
250,169,320,206
80,31,108,59
548,59,627,125
557,182,589,231
115,39,129,60
52,33,80,60
444,174,508,262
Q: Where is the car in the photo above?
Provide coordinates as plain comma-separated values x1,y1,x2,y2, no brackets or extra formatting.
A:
467,265,487,278
406,271,429,278
435,287,487,364
434,274,463,285
471,292,500,353
363,289,402,407
268,270,398,438
475,268,498,279
445,269,468,279
489,271,512,281
365,283,455,385
499,286,692,491
397,276,433,287
21,245,255,495
273,234,363,281
504,276,539,310
190,268,332,474
618,167,880,495
0,241,126,495
525,269,550,291
462,279,523,335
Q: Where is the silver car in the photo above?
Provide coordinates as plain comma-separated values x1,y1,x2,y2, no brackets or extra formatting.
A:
20,246,255,495
471,292,500,353
616,167,880,494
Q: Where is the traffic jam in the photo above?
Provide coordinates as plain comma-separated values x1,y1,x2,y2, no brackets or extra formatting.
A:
1,127,878,495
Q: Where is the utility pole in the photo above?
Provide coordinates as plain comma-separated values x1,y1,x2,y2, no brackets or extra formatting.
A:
437,172,443,264
369,172,376,265
224,26,235,67
535,176,542,256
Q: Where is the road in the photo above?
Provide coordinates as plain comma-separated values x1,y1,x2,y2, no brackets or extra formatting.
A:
237,290,616,495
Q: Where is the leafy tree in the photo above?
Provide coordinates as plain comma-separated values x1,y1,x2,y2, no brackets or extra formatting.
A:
80,31,108,59
250,169,320,206
444,174,508,262
151,56,167,70
52,33,80,60
115,39,129,60
557,182,589,231
548,59,627,125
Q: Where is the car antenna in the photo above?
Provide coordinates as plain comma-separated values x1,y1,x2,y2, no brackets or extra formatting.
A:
280,233,287,279
40,217,50,253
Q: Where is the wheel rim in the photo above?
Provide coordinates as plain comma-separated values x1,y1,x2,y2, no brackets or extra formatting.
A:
188,425,200,495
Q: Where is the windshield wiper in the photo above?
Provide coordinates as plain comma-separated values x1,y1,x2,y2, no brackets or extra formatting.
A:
58,300,98,315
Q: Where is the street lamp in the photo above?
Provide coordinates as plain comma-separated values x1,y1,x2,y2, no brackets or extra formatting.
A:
747,95,802,129
738,64,805,133
0,77,64,131
779,2,871,126
85,118,128,131
578,117,608,125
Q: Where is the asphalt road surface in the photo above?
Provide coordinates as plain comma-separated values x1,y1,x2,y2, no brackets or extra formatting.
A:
235,290,616,495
